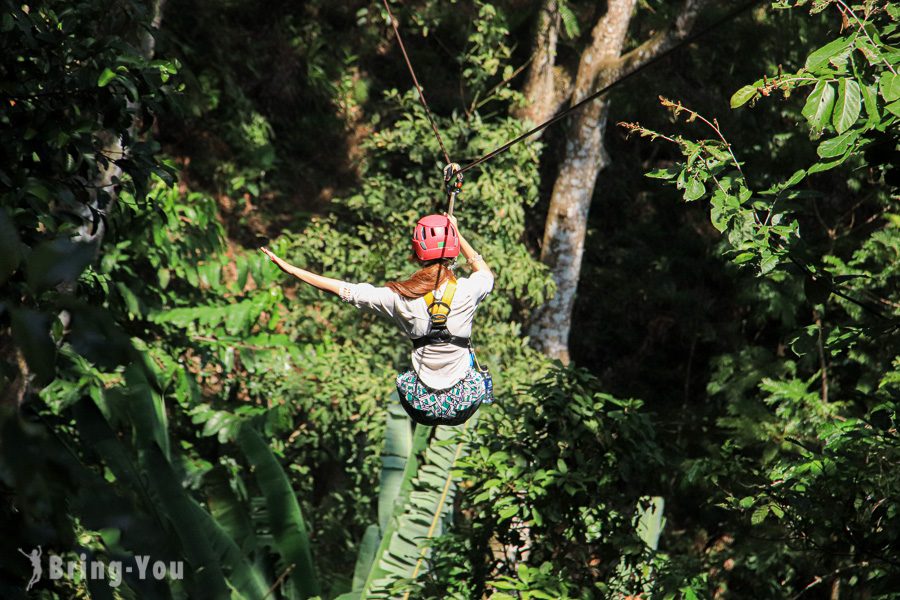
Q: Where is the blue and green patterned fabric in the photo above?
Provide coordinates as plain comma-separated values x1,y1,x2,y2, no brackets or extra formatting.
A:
396,368,487,425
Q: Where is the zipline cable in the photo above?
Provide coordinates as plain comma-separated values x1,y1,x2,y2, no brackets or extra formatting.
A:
457,0,763,175
382,0,452,165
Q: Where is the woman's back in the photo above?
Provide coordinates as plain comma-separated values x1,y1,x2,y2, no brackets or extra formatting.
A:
341,270,494,389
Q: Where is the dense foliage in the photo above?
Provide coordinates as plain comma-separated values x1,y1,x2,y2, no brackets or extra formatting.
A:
1,0,897,598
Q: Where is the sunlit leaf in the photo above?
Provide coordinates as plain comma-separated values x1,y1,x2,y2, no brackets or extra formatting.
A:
832,79,861,134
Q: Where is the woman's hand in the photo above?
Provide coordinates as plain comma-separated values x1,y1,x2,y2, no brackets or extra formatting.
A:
260,247,291,274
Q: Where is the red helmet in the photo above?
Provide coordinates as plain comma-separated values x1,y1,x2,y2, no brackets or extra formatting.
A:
412,214,459,261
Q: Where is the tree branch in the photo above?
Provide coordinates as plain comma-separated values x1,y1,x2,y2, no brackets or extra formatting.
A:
599,0,711,88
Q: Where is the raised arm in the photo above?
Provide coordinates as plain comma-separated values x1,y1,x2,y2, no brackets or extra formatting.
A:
446,213,492,277
260,247,343,296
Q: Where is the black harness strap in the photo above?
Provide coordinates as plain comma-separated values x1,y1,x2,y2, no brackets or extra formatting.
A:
411,280,470,350
412,334,470,350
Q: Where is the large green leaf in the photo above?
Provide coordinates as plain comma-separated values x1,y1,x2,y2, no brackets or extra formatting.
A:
141,446,244,599
817,130,859,159
238,423,320,599
111,364,171,460
635,496,666,551
74,398,269,599
801,81,836,130
879,72,900,102
832,79,861,134
862,83,881,128
207,467,257,554
804,37,850,72
361,403,478,599
730,84,757,108
351,524,381,593
379,400,413,531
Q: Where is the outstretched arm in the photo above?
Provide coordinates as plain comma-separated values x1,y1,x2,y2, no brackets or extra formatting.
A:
260,247,343,296
446,213,492,277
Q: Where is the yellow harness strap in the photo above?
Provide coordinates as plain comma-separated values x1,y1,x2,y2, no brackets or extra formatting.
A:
424,280,457,327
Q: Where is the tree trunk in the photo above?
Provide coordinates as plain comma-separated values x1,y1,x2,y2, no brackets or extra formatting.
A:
529,0,707,362
514,0,563,126
75,0,166,246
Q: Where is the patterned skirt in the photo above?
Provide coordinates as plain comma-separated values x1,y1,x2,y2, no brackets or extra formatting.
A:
396,368,487,426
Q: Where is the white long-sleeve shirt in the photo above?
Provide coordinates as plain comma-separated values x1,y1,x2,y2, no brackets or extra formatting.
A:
340,271,494,390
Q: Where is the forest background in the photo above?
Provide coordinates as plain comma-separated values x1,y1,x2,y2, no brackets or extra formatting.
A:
1,0,898,598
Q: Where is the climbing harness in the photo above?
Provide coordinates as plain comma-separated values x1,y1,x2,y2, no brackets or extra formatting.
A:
408,278,496,407
411,280,468,350
399,281,478,426
381,0,763,177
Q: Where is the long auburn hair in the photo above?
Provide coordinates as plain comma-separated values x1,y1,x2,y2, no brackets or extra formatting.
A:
386,259,456,299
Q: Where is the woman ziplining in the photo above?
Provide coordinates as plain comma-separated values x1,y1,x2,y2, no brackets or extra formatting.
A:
260,210,494,426
252,0,759,428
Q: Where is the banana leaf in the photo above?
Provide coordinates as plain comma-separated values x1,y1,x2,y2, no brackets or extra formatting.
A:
360,409,478,599
636,496,665,551
238,423,320,599
74,397,269,599
378,400,414,531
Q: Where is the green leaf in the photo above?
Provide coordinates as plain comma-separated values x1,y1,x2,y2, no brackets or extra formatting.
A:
635,496,665,551
861,83,880,127
141,446,256,598
801,81,836,130
879,72,900,102
26,238,97,290
206,468,256,552
351,524,381,592
730,84,757,108
885,99,900,118
499,505,519,520
361,407,475,597
119,364,171,459
832,79,861,134
805,37,850,72
783,169,807,189
684,178,706,202
379,401,412,531
645,166,680,180
238,424,320,599
760,253,779,275
751,504,770,525
97,67,116,87
817,130,859,159
807,150,851,174
558,2,580,39
72,399,262,598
